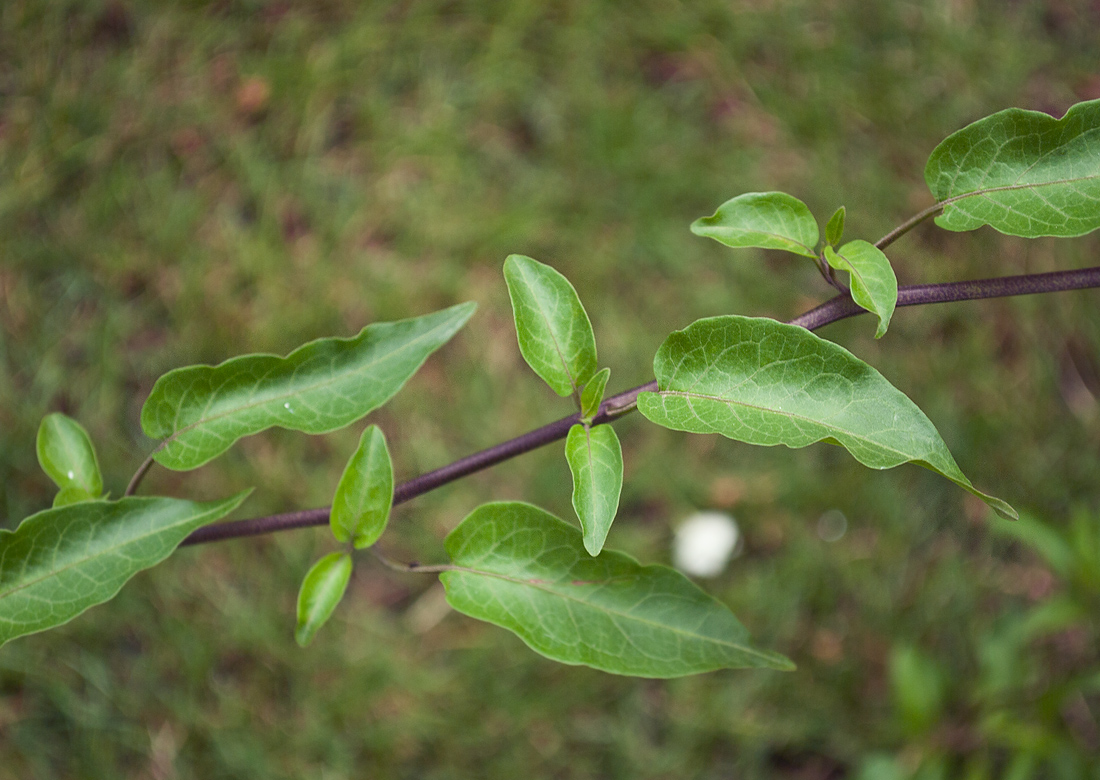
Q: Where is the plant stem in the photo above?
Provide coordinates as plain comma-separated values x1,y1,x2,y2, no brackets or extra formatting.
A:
875,202,944,250
181,265,1100,547
124,454,156,497
370,549,456,575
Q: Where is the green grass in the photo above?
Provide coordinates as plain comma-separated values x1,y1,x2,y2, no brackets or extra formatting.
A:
2,0,1100,776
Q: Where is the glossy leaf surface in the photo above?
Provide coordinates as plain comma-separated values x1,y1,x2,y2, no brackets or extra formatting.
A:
566,423,623,556
295,552,353,647
825,206,846,246
504,254,597,397
441,502,794,677
0,492,249,646
330,426,393,548
637,316,1015,520
824,240,898,338
580,367,611,420
36,413,103,506
141,303,475,470
691,192,819,258
926,99,1100,237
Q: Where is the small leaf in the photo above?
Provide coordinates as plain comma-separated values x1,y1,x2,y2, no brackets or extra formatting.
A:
580,367,611,420
691,192,819,259
442,502,793,677
295,552,353,647
504,255,598,397
141,302,475,471
0,492,250,646
925,99,1100,237
331,426,393,549
36,413,103,505
52,486,105,508
566,423,623,556
824,240,898,338
825,206,846,246
637,316,1016,520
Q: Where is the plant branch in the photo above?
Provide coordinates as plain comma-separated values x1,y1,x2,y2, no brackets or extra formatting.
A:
181,265,1100,547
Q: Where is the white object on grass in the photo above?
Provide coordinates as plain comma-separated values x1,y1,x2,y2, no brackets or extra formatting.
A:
816,509,847,542
673,511,741,577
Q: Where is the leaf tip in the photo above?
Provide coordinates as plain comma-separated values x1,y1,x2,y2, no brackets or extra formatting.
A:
689,216,711,236
294,626,316,647
772,655,798,672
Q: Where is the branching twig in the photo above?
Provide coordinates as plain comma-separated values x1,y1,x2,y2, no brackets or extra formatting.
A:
181,265,1100,547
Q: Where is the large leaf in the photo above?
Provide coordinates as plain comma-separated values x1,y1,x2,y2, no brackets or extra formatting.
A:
141,302,476,470
637,316,1016,520
330,425,393,549
503,254,598,397
691,192,819,259
36,413,104,506
441,502,794,677
925,99,1100,237
295,552,353,647
824,240,898,338
0,492,250,646
565,423,623,556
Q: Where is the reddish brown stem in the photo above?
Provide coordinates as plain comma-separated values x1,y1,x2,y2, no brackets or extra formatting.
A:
181,265,1100,547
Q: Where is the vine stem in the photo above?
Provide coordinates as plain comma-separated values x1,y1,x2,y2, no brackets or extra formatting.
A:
180,264,1100,548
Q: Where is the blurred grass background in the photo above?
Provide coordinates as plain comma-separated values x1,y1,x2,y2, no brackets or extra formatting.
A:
2,0,1100,777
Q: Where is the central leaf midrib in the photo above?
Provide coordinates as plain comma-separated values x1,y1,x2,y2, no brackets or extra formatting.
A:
0,503,224,604
161,316,458,446
713,226,814,254
655,388,920,465
451,564,772,661
944,172,1100,205
520,264,577,392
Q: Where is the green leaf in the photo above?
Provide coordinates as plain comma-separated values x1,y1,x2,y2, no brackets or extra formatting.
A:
691,192,819,259
0,492,250,646
141,302,475,471
824,240,898,338
504,255,598,397
441,502,794,677
825,206,846,246
295,552,353,647
52,486,105,508
36,413,103,506
637,316,1016,520
580,367,611,420
925,99,1100,237
330,426,393,549
566,423,624,556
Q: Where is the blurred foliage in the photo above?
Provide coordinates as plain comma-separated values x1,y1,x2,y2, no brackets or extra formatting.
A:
1,0,1099,776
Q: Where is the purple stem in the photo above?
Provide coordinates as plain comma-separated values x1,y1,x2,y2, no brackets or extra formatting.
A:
182,265,1100,546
